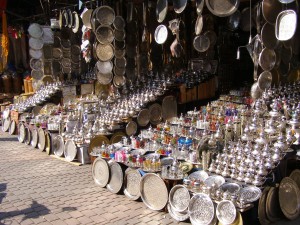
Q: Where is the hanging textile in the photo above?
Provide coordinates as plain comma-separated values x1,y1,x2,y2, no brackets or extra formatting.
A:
2,10,9,70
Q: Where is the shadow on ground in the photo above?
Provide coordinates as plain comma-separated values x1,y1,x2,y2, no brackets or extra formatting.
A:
0,137,18,142
0,200,50,225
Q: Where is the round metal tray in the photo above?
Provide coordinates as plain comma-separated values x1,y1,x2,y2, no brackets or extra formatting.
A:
64,139,77,162
107,161,124,194
140,173,168,211
124,168,142,200
92,157,110,187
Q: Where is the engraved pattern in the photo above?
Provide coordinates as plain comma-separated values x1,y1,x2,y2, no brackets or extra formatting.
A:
142,174,168,210
126,171,141,198
217,201,236,224
93,159,109,187
172,187,190,211
239,187,262,203
189,194,214,225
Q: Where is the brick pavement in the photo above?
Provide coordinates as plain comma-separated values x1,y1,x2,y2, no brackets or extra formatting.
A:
0,130,186,225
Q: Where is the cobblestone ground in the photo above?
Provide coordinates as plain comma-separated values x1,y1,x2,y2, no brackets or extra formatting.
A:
0,130,184,225
1,129,299,225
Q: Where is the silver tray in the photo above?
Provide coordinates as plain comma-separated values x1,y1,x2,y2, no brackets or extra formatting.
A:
140,173,168,211
18,122,25,143
124,168,142,200
64,139,77,162
188,170,209,182
137,109,150,127
149,103,162,125
38,128,46,151
216,200,236,225
107,160,124,194
220,182,241,195
168,203,190,222
239,186,262,203
189,193,215,225
52,136,63,156
169,185,190,212
24,127,31,145
3,118,11,132
9,120,16,135
31,128,38,148
204,175,225,188
92,157,110,187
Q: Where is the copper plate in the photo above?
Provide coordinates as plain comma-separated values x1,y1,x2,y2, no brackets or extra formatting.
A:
95,25,114,44
38,128,46,151
96,43,114,61
148,103,162,125
261,23,278,50
140,173,168,210
289,169,300,189
92,157,110,187
96,6,115,26
162,95,177,121
18,122,25,143
24,127,31,145
258,187,271,225
124,168,142,200
9,120,16,135
31,128,38,148
259,48,276,71
107,160,124,194
110,132,126,144
137,109,150,127
126,121,137,136
262,0,283,25
189,193,215,225
88,135,110,154
279,177,300,220
205,0,239,17
169,185,190,212
266,186,283,222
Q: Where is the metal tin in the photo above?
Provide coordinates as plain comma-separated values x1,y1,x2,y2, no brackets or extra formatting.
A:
189,193,215,225
64,140,77,162
92,157,110,187
140,173,168,210
169,185,190,212
124,168,142,200
279,177,300,220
